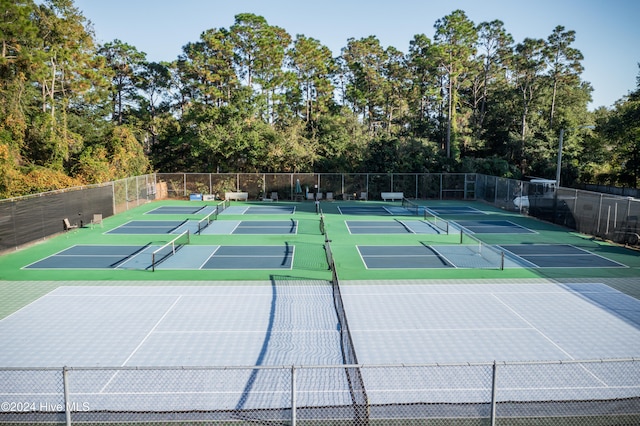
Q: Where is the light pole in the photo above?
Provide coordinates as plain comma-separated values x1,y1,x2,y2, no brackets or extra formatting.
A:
555,125,595,187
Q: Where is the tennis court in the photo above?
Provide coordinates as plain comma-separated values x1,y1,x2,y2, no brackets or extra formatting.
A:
1,282,638,407
341,282,640,403
453,219,536,234
346,220,444,234
223,205,296,215
23,245,155,269
427,205,487,215
23,243,295,271
338,205,416,216
201,220,298,235
2,196,640,423
145,205,212,215
106,220,198,235
498,244,627,268
357,243,627,269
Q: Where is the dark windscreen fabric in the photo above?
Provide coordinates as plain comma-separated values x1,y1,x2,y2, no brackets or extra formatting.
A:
0,184,114,252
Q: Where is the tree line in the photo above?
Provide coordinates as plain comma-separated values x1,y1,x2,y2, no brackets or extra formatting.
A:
1,0,639,198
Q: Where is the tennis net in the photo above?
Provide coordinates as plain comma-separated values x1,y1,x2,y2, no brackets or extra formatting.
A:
401,197,420,215
197,210,217,234
319,210,326,235
459,229,504,270
151,230,190,271
323,232,369,423
423,207,450,234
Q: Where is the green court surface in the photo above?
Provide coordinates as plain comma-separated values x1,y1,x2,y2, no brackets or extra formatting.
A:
1,198,640,320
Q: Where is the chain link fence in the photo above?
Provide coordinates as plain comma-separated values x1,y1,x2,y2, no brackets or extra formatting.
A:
155,172,478,202
1,359,638,425
2,171,640,252
0,174,156,253
477,174,640,246
4,172,639,253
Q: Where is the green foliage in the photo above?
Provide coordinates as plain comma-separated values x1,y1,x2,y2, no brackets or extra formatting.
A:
2,3,639,199
598,73,640,186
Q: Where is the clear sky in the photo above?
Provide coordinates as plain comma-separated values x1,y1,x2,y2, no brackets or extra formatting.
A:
73,0,640,110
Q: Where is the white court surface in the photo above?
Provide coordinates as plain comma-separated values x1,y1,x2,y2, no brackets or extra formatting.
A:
0,284,343,368
341,282,640,364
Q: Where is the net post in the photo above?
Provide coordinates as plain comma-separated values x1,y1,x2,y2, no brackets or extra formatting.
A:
63,366,72,426
152,252,156,272
490,361,498,426
500,252,504,270
291,365,297,426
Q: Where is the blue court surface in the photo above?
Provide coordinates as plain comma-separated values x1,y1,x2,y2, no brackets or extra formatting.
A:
145,205,211,215
222,205,296,215
453,219,536,234
357,244,627,269
201,220,298,235
24,244,295,270
106,220,198,235
427,206,487,215
346,220,444,234
497,244,627,268
1,282,638,407
338,205,416,216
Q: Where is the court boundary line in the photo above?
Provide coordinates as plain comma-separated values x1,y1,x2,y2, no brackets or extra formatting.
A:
357,245,456,270
192,245,296,271
451,219,538,235
490,293,576,360
497,243,629,269
243,206,296,215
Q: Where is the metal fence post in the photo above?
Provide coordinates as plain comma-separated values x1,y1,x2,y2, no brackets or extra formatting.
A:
597,193,603,235
291,365,296,426
63,366,71,426
490,361,498,426
111,181,116,215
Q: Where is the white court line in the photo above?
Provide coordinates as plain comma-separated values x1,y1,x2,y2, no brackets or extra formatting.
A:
198,246,221,269
394,220,416,234
490,293,610,387
352,327,534,332
155,329,338,334
99,296,183,393
427,245,457,268
491,293,574,359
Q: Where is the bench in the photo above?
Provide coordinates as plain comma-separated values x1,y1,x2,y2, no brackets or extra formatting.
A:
63,218,78,231
381,192,404,201
225,192,248,201
90,214,103,229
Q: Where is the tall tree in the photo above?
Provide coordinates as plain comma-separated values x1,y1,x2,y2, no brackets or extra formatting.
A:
341,36,388,132
510,38,547,143
545,25,584,128
406,34,440,139
288,35,335,125
433,10,478,158
136,61,171,150
98,39,146,125
382,46,409,135
599,67,640,186
180,28,237,107
231,13,291,124
474,20,513,131
0,0,38,157
30,0,103,170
